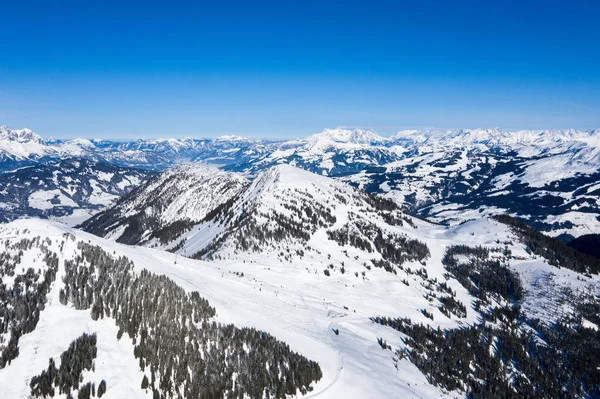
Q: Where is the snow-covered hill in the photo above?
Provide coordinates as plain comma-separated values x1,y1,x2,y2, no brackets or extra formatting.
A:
81,164,428,266
0,158,155,225
0,220,323,399
3,164,599,397
80,163,249,244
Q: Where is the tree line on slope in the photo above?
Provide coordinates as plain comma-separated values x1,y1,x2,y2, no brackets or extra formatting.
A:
326,216,430,270
192,188,340,258
442,244,523,303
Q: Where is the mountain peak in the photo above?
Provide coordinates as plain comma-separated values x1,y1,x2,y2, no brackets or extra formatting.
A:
215,134,255,142
308,128,386,146
253,163,342,193
0,126,44,143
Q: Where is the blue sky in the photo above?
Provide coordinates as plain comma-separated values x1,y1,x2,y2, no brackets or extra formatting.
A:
1,0,599,139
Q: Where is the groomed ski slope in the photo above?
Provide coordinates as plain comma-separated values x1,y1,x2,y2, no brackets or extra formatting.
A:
0,216,598,398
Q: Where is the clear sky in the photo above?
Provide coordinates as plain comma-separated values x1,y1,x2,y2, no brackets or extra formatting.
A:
1,0,599,139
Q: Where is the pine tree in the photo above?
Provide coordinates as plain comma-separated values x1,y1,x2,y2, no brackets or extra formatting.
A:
97,380,107,397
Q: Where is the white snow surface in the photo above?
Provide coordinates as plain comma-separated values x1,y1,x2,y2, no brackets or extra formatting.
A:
28,189,78,210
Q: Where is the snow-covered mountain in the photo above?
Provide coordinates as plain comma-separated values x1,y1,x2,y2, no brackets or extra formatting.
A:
82,164,427,264
7,164,595,398
0,158,155,225
390,127,600,150
0,126,408,176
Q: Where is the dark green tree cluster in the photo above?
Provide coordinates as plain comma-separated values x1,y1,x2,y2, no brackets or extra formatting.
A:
149,219,197,245
373,242,600,398
359,191,418,227
438,295,466,319
370,259,396,274
60,242,322,398
442,245,523,303
373,303,600,399
361,192,398,212
494,214,600,274
327,218,430,270
30,333,100,398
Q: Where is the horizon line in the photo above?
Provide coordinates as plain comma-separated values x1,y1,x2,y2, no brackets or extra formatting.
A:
2,124,600,142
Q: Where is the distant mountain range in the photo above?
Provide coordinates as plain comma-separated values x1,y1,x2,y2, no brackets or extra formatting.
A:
5,125,598,173
2,124,600,240
0,125,272,172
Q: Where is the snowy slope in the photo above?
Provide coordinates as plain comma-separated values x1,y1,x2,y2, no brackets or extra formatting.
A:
84,163,600,343
0,218,454,399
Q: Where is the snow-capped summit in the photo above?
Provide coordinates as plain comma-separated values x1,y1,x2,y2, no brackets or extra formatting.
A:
250,163,333,191
0,126,51,162
0,126,44,143
67,138,95,147
307,128,386,147
215,134,256,142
